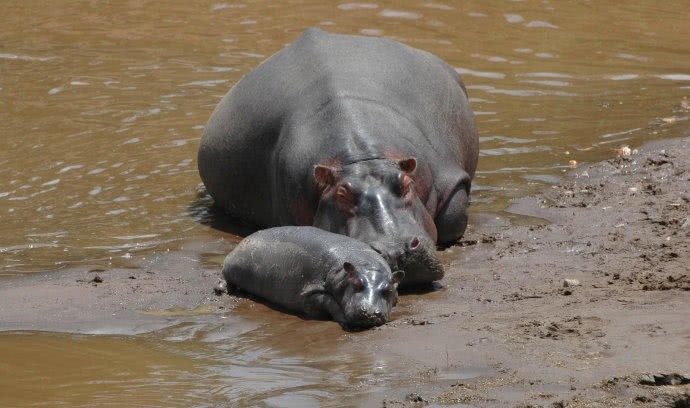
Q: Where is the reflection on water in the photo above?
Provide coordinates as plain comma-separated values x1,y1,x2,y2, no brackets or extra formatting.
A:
0,319,391,407
1,0,689,406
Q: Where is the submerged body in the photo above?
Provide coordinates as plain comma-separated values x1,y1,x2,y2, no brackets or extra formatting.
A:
200,28,479,285
222,226,403,329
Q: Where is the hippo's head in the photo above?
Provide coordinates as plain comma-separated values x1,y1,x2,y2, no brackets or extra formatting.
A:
313,157,443,286
328,261,404,330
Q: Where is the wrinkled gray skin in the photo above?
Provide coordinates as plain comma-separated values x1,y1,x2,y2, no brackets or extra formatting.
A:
200,28,479,285
222,226,404,330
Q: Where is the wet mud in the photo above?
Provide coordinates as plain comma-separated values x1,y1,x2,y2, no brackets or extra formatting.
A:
2,136,688,406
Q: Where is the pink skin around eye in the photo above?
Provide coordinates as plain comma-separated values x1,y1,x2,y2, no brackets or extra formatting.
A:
352,277,364,291
410,237,420,249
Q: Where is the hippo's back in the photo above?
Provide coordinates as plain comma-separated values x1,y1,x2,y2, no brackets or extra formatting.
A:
199,28,477,226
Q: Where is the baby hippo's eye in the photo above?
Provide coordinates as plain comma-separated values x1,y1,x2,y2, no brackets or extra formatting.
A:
351,277,364,292
381,283,395,297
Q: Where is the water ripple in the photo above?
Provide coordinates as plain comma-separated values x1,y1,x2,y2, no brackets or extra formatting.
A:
520,79,571,87
525,20,559,29
504,14,524,24
0,53,60,62
480,146,551,156
600,127,643,139
517,72,573,78
455,67,505,79
211,3,247,11
57,164,84,174
337,3,378,10
657,74,690,81
421,3,454,10
378,9,421,19
468,84,577,97
607,74,639,81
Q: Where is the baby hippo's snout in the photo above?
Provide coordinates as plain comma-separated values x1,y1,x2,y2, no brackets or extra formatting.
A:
345,304,388,331
355,305,387,327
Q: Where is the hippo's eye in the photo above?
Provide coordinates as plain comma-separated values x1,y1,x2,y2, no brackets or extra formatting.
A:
381,283,395,297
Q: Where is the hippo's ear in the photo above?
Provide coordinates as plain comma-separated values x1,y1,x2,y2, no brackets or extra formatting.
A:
314,164,339,194
391,270,405,286
301,283,326,297
336,182,355,216
398,157,417,173
398,172,414,200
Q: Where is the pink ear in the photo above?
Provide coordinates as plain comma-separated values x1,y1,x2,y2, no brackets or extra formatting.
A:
314,164,338,193
398,157,417,173
336,183,355,216
400,174,414,199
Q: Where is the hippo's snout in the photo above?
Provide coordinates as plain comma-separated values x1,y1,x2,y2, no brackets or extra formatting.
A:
370,235,442,286
366,306,386,321
371,236,423,269
346,308,388,330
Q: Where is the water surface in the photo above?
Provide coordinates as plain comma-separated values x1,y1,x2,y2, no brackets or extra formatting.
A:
1,1,689,406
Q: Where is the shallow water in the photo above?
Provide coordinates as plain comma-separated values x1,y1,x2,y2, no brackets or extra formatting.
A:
0,321,389,407
1,0,689,406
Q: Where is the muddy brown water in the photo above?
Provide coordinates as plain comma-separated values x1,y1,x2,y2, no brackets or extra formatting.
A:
1,1,689,406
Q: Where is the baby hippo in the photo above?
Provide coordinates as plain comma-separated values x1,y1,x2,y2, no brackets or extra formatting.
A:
222,226,404,330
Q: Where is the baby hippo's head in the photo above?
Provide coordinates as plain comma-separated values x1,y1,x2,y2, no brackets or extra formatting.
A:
330,260,404,330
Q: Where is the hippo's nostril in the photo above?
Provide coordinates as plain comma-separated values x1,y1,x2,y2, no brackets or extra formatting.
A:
409,237,420,250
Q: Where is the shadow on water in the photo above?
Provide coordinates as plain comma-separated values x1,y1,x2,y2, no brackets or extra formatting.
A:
398,280,445,295
220,285,357,331
225,288,388,333
187,186,258,239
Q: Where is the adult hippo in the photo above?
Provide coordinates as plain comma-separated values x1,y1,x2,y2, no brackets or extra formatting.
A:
199,28,479,285
222,226,404,330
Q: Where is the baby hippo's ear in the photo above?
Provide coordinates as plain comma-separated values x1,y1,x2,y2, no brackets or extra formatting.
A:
391,270,405,286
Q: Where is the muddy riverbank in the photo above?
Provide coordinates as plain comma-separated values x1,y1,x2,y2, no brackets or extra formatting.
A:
2,136,688,407
355,135,690,407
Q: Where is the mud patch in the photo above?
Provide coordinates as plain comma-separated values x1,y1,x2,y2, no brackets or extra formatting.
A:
518,316,606,340
353,136,690,406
